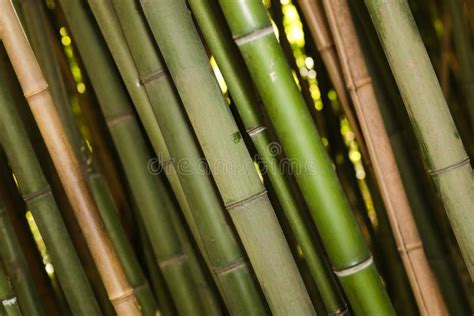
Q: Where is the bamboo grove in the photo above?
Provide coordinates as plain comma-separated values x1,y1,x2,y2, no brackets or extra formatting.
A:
0,0,472,315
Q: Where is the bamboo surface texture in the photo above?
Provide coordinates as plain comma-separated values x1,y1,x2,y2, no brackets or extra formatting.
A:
322,1,448,314
365,0,474,280
218,0,395,314
141,0,315,314
111,0,268,314
0,2,141,314
189,0,347,314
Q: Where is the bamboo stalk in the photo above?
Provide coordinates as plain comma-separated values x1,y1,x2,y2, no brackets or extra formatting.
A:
0,51,104,316
141,0,315,314
17,1,159,313
110,0,272,314
0,194,42,316
322,1,448,314
297,0,368,161
136,216,176,316
57,0,215,314
365,0,474,280
217,0,395,314
0,263,22,316
188,0,347,313
0,2,140,314
88,174,158,315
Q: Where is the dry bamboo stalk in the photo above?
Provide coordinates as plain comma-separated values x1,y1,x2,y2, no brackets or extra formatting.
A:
322,1,448,314
0,2,141,314
297,0,368,161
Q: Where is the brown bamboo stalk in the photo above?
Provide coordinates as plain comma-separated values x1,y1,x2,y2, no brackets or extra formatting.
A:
0,2,140,315
322,1,448,314
297,0,368,161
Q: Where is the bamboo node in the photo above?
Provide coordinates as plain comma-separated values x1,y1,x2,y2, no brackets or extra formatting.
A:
105,110,135,127
346,76,372,92
317,42,335,53
22,185,52,203
23,83,49,99
158,253,187,269
334,256,373,277
428,157,470,176
461,77,474,86
139,69,168,85
133,281,151,293
234,25,274,46
213,258,247,276
109,288,135,305
225,189,267,210
397,242,423,253
246,125,266,138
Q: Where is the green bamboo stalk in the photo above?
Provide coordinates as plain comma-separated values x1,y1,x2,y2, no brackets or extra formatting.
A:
217,0,394,314
141,0,315,314
0,195,42,316
136,215,176,316
445,0,474,129
0,148,68,316
365,0,474,280
18,1,159,313
57,1,213,314
0,50,101,315
111,1,269,314
0,263,22,316
188,0,346,314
